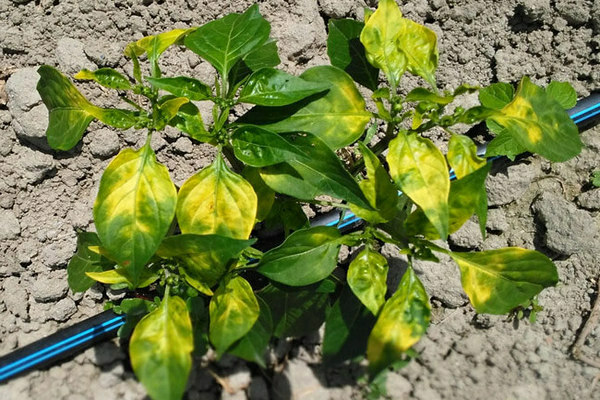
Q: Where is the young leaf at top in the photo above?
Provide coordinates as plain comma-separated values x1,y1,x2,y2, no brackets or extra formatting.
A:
157,234,255,295
209,275,260,354
228,296,273,367
128,28,192,76
177,154,257,240
487,77,582,162
37,66,138,150
322,286,376,365
350,143,398,224
228,39,281,90
387,131,450,239
74,68,132,90
184,4,270,79
450,248,558,314
240,65,371,150
367,266,431,375
168,102,212,143
395,18,438,88
327,19,379,91
259,281,333,338
155,96,189,130
93,144,177,287
130,292,194,400
347,247,389,315
146,76,212,101
258,132,372,210
239,68,330,106
257,226,341,286
545,81,577,109
67,232,114,292
447,135,487,179
232,126,308,167
359,0,407,88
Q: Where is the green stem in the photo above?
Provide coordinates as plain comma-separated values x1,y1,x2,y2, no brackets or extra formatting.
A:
221,145,244,173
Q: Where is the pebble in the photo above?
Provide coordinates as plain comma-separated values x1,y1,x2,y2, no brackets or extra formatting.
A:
17,147,55,184
0,209,21,240
51,297,77,321
88,128,120,158
56,37,96,74
31,273,69,302
3,277,29,320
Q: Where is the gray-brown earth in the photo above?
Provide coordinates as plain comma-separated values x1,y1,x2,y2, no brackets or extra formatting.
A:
1,0,599,399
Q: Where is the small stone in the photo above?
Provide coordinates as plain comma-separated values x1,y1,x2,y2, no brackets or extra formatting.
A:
89,341,125,366
11,104,49,149
0,209,21,240
532,192,600,256
56,38,97,75
0,253,23,277
226,366,252,393
271,359,328,400
3,276,29,319
5,68,42,112
486,162,539,206
486,208,509,232
555,0,589,25
173,136,193,154
40,240,77,269
449,219,482,249
518,0,551,22
51,297,77,321
577,189,600,210
17,147,55,184
31,272,69,302
88,128,120,158
84,41,124,68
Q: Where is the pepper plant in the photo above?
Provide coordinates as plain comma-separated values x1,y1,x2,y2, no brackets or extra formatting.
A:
37,1,582,399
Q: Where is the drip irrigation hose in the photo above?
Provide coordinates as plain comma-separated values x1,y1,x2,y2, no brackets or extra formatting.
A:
1,93,599,384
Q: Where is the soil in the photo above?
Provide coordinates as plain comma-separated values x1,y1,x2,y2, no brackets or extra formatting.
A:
1,0,599,399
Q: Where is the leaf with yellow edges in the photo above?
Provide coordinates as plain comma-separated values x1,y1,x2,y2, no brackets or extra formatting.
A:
93,144,177,287
367,266,430,375
177,154,257,239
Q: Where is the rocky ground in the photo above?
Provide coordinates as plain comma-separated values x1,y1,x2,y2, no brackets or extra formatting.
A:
1,0,599,399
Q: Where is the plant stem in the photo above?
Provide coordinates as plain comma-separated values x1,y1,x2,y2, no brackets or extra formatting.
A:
221,146,244,173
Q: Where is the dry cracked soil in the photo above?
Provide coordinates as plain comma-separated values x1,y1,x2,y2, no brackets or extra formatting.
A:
1,0,600,399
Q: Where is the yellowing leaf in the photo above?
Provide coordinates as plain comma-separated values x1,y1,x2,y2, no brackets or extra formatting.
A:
209,275,260,354
395,18,438,88
360,0,407,88
488,77,582,162
447,135,486,179
128,28,192,60
367,266,430,375
350,143,398,224
177,154,257,239
86,267,158,289
347,248,389,315
450,248,558,314
130,293,194,400
387,132,449,239
93,145,177,287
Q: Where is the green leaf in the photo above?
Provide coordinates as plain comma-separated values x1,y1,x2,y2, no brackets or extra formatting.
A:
232,126,308,167
228,296,273,367
243,167,275,222
239,68,330,106
257,226,341,286
484,132,526,160
187,297,209,357
262,198,309,237
259,132,372,209
37,65,138,150
74,68,132,90
157,234,255,293
93,145,177,287
350,143,398,224
450,248,558,314
322,286,375,365
240,65,371,150
447,135,487,179
479,82,514,110
367,266,430,375
327,19,379,91
359,0,406,88
406,88,453,105
130,293,194,400
347,247,389,315
209,275,260,354
113,298,158,340
546,81,577,109
146,76,212,101
228,39,281,89
387,132,449,239
156,97,189,130
184,4,270,78
406,163,491,239
67,232,114,292
259,281,331,338
168,102,212,143
488,77,582,162
177,154,257,239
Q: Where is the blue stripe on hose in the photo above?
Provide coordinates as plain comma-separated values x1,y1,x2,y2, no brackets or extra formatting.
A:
574,108,600,125
570,102,600,120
